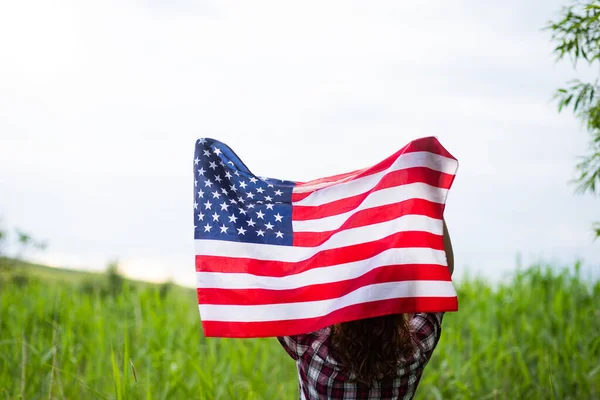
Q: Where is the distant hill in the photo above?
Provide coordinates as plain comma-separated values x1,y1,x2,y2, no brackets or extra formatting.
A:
0,256,190,294
0,256,106,283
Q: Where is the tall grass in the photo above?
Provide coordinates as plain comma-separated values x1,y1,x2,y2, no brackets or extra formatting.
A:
0,261,598,399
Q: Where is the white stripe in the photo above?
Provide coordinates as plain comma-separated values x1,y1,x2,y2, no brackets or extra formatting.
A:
293,151,457,206
195,214,443,262
292,182,447,232
198,280,456,322
196,247,447,290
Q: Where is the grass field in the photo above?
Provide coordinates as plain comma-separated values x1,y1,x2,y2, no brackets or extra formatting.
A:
1,257,599,400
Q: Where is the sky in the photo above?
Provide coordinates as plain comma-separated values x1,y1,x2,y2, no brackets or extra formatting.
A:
1,0,599,286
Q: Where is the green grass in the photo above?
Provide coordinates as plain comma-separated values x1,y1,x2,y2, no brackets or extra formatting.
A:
0,258,599,399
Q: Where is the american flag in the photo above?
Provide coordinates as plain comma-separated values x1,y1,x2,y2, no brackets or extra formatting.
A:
193,136,459,338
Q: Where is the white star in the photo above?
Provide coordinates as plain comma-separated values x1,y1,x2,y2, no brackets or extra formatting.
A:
195,179,197,187
204,224,212,232
274,213,283,222
204,180,213,188
203,150,211,157
204,201,212,210
228,160,234,166
265,222,274,230
193,201,198,210
237,197,245,203
230,185,237,192
219,161,225,167
197,212,205,221
225,171,232,179
197,167,205,176
234,170,240,177
256,229,265,237
238,208,247,215
194,157,200,165
197,138,207,144
214,175,223,183
275,231,284,238
212,191,220,199
256,200,263,204
266,203,274,210
256,210,265,219
239,181,248,189
264,195,273,202
274,190,283,196
209,161,217,170
247,204,255,209
249,177,258,184
267,183,274,188
198,189,204,198
220,202,229,211
247,192,254,199
237,227,247,235
213,147,222,156
220,224,228,233
228,215,238,223
212,212,219,222
256,187,264,194
221,188,228,195
247,219,256,227
230,198,237,204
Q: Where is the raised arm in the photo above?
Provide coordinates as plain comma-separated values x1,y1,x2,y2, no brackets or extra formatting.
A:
442,219,454,277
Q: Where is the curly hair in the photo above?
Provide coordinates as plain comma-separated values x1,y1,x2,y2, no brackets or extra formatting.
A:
330,313,414,384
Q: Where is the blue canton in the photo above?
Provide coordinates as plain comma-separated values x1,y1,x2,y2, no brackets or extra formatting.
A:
193,138,295,246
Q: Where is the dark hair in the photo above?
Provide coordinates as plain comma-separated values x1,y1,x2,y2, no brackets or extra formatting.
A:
330,314,414,384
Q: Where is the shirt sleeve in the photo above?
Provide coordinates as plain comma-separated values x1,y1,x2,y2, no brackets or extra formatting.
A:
277,331,317,361
277,335,302,360
410,312,444,359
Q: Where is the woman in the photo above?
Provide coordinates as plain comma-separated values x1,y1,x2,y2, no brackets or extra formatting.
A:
277,220,454,400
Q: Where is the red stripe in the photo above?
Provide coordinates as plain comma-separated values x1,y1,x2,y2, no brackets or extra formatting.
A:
195,231,444,276
200,296,458,338
197,264,451,305
294,169,362,189
291,137,457,202
292,190,316,202
293,200,443,247
292,167,454,220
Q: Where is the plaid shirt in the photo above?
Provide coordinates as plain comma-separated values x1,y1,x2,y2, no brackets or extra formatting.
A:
277,313,444,400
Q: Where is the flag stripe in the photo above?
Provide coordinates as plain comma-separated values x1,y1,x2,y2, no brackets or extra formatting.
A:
293,136,457,193
195,215,443,263
196,264,451,305
292,167,455,221
196,235,446,277
199,296,458,338
292,184,447,234
293,200,444,247
292,152,457,206
198,280,456,322
196,246,447,289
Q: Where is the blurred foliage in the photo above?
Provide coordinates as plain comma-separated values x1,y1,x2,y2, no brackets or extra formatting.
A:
0,218,6,256
547,0,600,237
0,217,48,260
14,228,48,260
106,259,125,296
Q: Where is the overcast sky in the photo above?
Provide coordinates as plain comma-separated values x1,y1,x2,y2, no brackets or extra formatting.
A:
1,0,599,286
